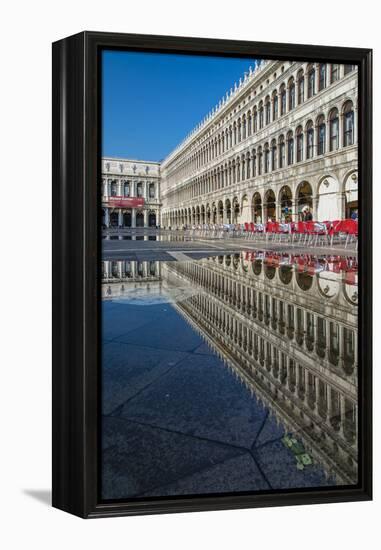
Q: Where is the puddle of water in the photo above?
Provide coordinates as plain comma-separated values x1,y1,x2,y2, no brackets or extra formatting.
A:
101,252,358,500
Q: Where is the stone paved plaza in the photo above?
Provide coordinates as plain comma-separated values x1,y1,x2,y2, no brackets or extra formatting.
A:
102,296,334,499
102,229,357,263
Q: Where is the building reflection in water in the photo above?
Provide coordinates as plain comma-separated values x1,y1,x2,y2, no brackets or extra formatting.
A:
102,251,358,486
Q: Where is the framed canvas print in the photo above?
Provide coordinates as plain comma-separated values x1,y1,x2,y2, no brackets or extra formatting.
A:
52,32,372,518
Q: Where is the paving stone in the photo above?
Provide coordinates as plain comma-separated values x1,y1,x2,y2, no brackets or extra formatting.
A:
252,438,334,490
102,301,166,341
101,416,243,500
253,412,285,448
138,452,270,497
102,342,189,414
120,352,273,448
114,305,203,352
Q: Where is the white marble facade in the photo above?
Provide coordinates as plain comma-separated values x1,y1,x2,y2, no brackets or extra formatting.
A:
102,60,358,229
102,158,161,228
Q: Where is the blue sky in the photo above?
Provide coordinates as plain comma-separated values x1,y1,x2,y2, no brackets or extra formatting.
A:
102,50,258,162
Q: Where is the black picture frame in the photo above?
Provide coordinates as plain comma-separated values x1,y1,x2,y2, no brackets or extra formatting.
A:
52,31,372,519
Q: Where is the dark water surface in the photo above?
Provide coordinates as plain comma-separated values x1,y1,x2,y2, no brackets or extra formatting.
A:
101,252,358,500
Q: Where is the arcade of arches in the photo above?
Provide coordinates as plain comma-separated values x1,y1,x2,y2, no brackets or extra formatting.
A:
164,172,357,227
161,60,358,228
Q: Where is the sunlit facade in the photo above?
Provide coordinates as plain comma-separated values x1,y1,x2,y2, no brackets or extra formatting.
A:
160,60,358,228
101,158,161,228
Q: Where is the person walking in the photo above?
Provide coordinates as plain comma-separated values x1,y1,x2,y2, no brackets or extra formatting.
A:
304,208,313,221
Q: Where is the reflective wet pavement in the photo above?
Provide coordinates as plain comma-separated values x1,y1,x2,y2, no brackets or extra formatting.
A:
101,248,358,500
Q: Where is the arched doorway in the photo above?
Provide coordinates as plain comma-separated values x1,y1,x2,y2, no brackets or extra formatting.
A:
225,199,231,224
212,204,217,224
201,205,205,224
136,211,144,227
279,186,293,221
218,201,224,223
148,211,156,227
123,211,132,227
206,205,211,224
297,181,313,220
296,272,313,291
264,190,276,221
232,197,240,223
110,211,119,227
345,172,358,219
317,176,340,221
252,193,262,222
241,195,250,223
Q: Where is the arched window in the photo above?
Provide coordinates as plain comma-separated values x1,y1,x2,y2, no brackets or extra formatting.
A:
306,120,314,159
264,144,270,173
136,181,143,197
307,64,315,98
237,119,242,142
265,96,271,125
280,84,286,115
272,90,278,120
258,147,263,176
296,126,304,162
242,116,247,140
297,69,304,104
124,181,130,197
241,155,246,180
259,102,264,129
287,131,294,165
344,64,355,75
111,180,117,196
319,64,327,91
253,108,258,133
252,149,257,177
149,183,155,199
329,108,339,151
271,140,277,171
317,115,326,155
331,64,339,83
279,135,285,168
288,77,295,110
246,152,251,179
233,122,237,145
247,111,252,136
343,101,354,146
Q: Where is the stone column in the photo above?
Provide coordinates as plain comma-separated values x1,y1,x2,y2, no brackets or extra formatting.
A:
144,210,148,228
276,201,281,221
327,385,332,423
118,209,123,227
286,357,291,390
131,209,136,228
315,378,320,413
105,208,110,227
312,195,317,220
339,394,346,438
292,200,298,221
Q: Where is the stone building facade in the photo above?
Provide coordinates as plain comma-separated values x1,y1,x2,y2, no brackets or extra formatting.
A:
160,60,358,228
166,254,358,484
101,158,161,228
